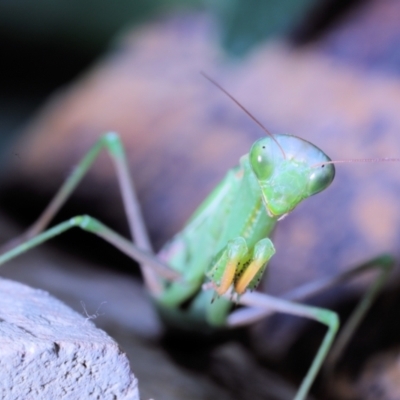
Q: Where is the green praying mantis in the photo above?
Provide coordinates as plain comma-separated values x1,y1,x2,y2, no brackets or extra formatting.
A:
0,76,397,400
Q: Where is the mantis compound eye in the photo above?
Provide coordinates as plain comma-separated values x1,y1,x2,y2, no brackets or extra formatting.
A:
307,163,335,196
249,138,278,180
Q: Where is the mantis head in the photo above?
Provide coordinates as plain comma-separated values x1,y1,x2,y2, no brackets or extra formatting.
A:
249,134,335,218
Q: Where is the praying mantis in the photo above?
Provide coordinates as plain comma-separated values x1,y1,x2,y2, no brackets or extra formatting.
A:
0,76,396,400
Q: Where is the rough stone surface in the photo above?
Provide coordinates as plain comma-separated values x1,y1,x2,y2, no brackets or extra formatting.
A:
0,278,139,400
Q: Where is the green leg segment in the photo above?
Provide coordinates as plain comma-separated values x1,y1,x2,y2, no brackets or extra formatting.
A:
230,291,339,400
321,255,394,371
0,132,160,294
0,215,179,282
280,255,395,372
227,255,395,398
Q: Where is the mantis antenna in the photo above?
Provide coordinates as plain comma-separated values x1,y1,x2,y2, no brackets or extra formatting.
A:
312,157,400,168
200,72,287,159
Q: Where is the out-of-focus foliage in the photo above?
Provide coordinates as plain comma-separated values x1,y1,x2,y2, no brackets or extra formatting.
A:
0,0,202,53
206,0,319,56
0,0,321,55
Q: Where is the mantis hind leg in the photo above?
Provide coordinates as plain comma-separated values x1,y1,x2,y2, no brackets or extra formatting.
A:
0,132,160,292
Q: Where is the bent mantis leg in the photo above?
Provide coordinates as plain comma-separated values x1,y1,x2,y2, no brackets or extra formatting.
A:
0,215,178,281
0,132,162,295
229,254,394,373
223,254,393,400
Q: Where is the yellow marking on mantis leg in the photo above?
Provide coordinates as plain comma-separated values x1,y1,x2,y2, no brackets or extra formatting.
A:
215,260,237,296
234,260,264,295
